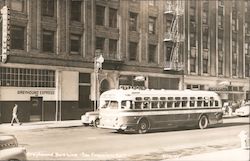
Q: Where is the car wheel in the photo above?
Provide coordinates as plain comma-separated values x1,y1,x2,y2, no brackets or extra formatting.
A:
137,119,149,134
198,115,209,129
93,118,100,127
83,123,89,126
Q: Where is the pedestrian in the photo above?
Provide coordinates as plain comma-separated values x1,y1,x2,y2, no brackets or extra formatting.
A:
10,104,22,126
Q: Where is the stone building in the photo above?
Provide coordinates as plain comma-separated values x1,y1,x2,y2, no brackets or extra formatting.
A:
0,0,249,123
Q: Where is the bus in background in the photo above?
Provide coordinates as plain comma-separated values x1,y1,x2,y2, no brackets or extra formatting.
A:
98,89,223,134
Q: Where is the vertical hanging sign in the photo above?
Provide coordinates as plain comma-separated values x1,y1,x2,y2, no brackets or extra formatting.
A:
1,6,10,63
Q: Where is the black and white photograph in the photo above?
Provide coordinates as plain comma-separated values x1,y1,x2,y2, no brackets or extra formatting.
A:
0,0,249,160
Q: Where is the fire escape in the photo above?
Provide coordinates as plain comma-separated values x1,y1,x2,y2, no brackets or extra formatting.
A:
163,0,184,71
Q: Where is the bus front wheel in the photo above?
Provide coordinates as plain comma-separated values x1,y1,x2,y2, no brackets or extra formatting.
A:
137,119,149,134
198,115,209,129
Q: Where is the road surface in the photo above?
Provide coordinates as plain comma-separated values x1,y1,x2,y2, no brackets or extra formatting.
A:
3,117,250,160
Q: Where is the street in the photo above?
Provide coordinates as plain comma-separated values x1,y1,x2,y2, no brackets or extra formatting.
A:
2,117,250,160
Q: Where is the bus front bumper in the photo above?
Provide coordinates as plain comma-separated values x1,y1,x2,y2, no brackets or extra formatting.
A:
98,123,137,131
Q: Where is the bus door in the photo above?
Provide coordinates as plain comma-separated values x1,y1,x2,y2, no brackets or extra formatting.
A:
30,97,43,122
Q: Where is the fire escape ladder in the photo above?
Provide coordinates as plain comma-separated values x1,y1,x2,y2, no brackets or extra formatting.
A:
164,0,183,71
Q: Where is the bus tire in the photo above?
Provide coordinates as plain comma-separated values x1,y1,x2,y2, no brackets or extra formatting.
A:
198,115,209,129
93,118,100,127
137,119,149,134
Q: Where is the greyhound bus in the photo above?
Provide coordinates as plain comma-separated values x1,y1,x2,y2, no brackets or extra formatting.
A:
98,89,223,134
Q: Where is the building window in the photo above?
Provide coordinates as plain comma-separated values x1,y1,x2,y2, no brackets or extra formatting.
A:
96,37,105,52
203,27,208,49
245,1,249,13
232,19,237,31
245,43,250,55
190,33,196,47
218,38,223,51
218,0,224,6
42,0,54,17
148,44,157,63
96,5,105,26
218,53,223,75
0,67,55,87
148,16,156,34
190,7,196,21
109,8,117,28
245,23,250,34
246,64,250,77
232,40,237,53
10,0,24,12
203,58,208,73
149,0,156,6
190,49,196,73
232,63,237,76
10,25,25,50
109,39,117,59
190,22,196,33
218,14,223,28
42,30,54,53
70,34,81,54
129,42,138,61
71,0,81,22
129,12,138,31
202,11,208,24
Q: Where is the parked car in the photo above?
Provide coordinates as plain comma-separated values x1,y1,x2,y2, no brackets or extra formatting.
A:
235,102,250,117
0,135,27,161
81,111,99,127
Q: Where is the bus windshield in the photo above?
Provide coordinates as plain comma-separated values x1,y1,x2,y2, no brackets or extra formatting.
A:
101,100,119,109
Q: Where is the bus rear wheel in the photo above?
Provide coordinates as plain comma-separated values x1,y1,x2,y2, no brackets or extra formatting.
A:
137,119,149,134
198,115,209,129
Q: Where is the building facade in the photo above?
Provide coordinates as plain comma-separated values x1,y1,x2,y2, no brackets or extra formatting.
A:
0,0,249,123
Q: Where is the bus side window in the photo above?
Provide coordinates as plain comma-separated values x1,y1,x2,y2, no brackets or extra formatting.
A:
215,100,219,106
204,97,209,107
174,97,181,108
197,97,203,107
190,97,195,107
167,97,173,108
152,97,158,108
159,97,166,108
135,101,142,109
135,97,142,109
210,97,214,106
121,100,132,109
182,97,188,107
143,97,150,109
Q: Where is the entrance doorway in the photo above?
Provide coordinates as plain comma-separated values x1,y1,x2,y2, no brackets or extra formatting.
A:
30,97,43,122
100,79,110,94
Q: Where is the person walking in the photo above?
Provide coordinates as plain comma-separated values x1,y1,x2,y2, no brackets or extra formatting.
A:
10,104,22,126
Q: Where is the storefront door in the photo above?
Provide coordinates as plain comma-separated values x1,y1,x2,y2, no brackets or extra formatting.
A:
30,97,43,122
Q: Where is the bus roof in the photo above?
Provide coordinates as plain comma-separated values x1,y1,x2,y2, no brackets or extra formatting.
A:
100,89,220,100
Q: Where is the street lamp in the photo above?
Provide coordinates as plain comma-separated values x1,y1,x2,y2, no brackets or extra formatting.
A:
94,51,104,111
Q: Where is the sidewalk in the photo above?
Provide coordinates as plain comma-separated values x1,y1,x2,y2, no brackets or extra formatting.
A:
0,120,83,132
164,148,250,161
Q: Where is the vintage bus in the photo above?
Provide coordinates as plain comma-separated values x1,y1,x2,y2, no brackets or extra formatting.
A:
98,89,223,134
